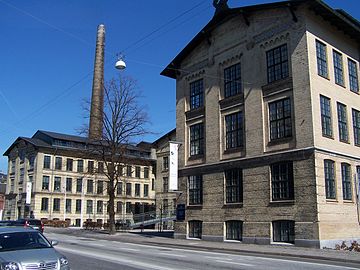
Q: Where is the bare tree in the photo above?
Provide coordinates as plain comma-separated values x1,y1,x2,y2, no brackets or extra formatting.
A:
84,75,149,234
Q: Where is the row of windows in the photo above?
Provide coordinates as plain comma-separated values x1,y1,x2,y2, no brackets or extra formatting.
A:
188,161,359,205
41,176,152,197
40,198,149,215
320,95,360,145
43,156,150,178
324,161,360,200
189,44,291,111
189,97,292,157
188,220,295,244
316,40,359,92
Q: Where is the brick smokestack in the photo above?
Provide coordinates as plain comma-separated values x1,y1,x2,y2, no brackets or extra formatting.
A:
89,24,105,140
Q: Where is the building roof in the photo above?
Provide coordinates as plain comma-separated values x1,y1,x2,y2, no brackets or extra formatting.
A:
152,128,176,147
161,0,360,79
3,130,155,160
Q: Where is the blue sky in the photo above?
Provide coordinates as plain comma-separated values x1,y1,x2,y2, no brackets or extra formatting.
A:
0,0,359,172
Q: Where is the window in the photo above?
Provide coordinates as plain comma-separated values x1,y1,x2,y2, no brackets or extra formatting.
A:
117,165,123,176
163,177,169,193
324,160,336,199
225,112,243,149
87,179,94,194
188,175,202,205
54,177,61,192
53,198,60,212
188,220,202,239
341,163,352,200
88,161,94,173
41,198,49,211
75,200,81,212
126,202,132,213
144,184,149,197
320,95,332,137
43,155,51,169
333,50,344,86
97,201,103,213
55,157,62,170
116,202,123,213
98,162,104,173
126,183,132,196
135,166,140,178
66,199,71,213
117,182,123,195
96,181,103,194
66,159,73,171
226,220,243,241
273,220,295,244
77,160,84,172
152,179,155,191
190,79,204,110
271,162,294,201
144,167,149,178
352,109,360,146
224,63,242,98
127,166,132,177
163,199,168,213
163,157,169,171
135,183,141,197
266,44,289,83
316,40,328,78
42,176,49,190
190,123,204,156
28,156,35,170
66,178,72,192
76,178,83,193
225,169,243,203
86,200,93,214
348,59,359,93
337,103,348,142
269,98,292,140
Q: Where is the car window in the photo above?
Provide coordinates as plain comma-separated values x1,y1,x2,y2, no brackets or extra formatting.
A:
28,220,41,226
0,232,51,251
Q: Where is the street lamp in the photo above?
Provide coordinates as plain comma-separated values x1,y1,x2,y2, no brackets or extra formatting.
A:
115,57,126,70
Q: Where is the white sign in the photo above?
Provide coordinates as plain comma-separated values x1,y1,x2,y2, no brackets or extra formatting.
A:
169,142,179,191
26,182,32,204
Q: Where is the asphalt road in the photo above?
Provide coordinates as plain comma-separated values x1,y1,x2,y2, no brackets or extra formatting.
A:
45,232,360,270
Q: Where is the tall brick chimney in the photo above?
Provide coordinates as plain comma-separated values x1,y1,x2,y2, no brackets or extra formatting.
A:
89,24,105,140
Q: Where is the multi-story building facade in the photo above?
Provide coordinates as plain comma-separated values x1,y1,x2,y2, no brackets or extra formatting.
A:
161,0,360,248
152,129,178,230
3,130,156,226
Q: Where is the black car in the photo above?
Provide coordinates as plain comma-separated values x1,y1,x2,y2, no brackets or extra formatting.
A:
15,219,44,233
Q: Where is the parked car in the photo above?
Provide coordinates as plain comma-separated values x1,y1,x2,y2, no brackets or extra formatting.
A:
0,220,17,226
15,219,44,233
0,227,70,270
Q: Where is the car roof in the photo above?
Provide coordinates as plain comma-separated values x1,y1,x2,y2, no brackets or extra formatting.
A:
0,227,38,233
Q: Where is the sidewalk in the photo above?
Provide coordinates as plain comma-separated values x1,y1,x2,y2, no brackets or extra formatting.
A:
44,227,360,265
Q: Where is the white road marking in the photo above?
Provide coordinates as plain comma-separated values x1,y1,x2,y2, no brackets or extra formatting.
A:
56,246,183,270
215,260,254,267
158,253,186,258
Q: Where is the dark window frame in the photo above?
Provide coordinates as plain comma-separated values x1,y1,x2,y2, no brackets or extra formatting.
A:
333,50,344,86
348,59,359,93
324,160,336,199
55,157,62,170
316,40,328,78
269,98,292,141
188,220,202,239
225,169,243,204
225,111,244,150
271,162,294,201
42,176,49,190
273,220,295,244
188,175,202,205
190,79,204,110
320,95,332,137
190,123,204,156
266,44,289,83
226,220,243,241
341,163,352,201
43,156,51,169
41,198,49,211
337,102,348,142
224,63,242,98
53,198,61,212
352,109,360,146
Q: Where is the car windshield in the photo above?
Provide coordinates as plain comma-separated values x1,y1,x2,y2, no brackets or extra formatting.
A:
0,231,52,251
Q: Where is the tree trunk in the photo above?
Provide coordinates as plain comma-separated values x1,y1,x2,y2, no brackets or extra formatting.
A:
108,177,116,234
